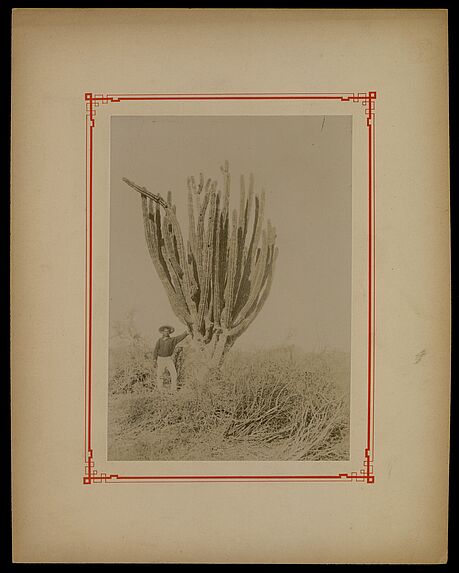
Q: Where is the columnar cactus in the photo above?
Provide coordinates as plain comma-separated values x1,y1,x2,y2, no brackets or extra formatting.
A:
122,161,278,368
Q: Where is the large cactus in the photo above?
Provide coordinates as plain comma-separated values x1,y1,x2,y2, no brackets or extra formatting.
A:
122,161,278,369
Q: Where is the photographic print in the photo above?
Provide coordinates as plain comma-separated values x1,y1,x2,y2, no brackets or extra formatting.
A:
108,115,352,462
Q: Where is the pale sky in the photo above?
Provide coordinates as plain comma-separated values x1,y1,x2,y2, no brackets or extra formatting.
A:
109,115,352,352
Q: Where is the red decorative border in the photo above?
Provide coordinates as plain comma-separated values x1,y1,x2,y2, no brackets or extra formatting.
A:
83,92,376,485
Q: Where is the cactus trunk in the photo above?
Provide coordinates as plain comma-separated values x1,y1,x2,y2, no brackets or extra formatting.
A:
122,162,278,373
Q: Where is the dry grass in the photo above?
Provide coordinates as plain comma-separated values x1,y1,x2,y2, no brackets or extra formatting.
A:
108,342,350,461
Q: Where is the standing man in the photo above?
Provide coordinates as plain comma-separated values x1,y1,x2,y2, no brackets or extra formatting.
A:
153,325,189,392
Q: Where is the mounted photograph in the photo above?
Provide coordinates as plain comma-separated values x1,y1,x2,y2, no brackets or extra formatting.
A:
108,115,352,462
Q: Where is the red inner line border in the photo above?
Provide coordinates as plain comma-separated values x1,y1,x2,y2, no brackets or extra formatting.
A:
83,92,376,485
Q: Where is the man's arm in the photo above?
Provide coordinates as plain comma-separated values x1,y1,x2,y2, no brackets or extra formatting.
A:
173,331,189,346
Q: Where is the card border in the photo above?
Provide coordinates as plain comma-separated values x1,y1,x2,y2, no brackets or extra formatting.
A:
83,91,376,485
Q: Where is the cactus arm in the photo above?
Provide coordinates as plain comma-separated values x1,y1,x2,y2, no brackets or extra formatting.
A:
219,203,230,294
125,178,198,325
240,173,254,268
233,229,269,324
250,190,265,264
141,197,190,324
219,160,231,291
187,179,198,259
222,209,239,328
144,198,171,287
197,191,217,332
123,177,169,209
212,191,222,326
161,215,184,279
228,246,278,338
238,175,246,231
231,193,259,315
205,289,214,340
160,243,192,325
195,182,212,284
244,173,255,238
160,215,196,326
187,241,199,298
228,175,246,319
189,175,201,221
164,209,199,324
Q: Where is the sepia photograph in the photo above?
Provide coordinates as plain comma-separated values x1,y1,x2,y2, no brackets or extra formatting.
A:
11,8,450,564
107,115,352,462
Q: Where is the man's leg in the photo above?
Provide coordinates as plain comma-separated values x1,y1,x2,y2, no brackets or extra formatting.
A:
166,358,178,392
156,358,167,391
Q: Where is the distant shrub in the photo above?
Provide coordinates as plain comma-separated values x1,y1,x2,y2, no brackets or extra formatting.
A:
109,340,184,395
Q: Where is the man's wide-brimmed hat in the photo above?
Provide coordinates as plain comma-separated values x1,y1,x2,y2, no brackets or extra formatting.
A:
159,325,175,333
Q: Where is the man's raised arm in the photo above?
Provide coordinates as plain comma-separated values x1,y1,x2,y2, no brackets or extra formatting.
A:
174,331,189,345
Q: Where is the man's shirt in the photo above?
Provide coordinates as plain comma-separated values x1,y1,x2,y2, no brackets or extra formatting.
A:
153,332,188,360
